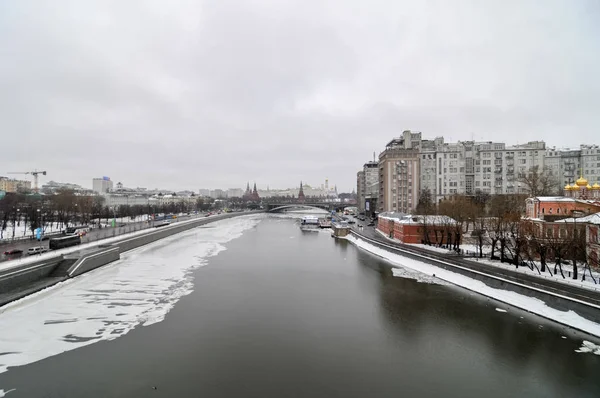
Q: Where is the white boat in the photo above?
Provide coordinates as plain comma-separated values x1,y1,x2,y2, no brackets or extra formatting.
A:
299,216,320,231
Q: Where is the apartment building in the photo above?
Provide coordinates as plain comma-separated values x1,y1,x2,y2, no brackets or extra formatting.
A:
378,130,421,213
415,139,546,201
0,177,32,193
92,177,113,195
545,147,581,187
356,171,365,212
581,144,600,186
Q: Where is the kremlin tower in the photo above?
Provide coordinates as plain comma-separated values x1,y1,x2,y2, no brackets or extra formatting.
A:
297,181,305,203
251,182,260,202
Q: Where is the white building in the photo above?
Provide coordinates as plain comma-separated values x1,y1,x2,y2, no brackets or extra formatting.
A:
416,138,546,201
103,194,150,208
92,177,113,195
545,147,581,187
378,130,422,213
227,188,244,198
581,144,600,186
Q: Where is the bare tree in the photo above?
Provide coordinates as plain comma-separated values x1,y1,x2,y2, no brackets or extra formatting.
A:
564,220,587,280
518,165,559,197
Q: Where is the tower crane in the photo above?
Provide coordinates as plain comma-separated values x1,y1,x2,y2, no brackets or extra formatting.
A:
7,170,47,193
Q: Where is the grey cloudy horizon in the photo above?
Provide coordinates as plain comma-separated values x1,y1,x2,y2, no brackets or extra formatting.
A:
1,0,599,192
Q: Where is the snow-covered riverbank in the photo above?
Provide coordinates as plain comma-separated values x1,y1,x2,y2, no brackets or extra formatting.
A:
344,234,600,338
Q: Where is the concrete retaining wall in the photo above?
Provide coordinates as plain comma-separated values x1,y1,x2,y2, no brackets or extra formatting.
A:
0,256,64,293
0,212,260,307
67,247,121,277
350,230,600,325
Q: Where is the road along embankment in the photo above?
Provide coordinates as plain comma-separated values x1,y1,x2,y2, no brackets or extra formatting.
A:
0,212,261,307
345,230,600,338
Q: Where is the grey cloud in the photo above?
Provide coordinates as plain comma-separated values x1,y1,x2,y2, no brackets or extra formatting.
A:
1,0,599,192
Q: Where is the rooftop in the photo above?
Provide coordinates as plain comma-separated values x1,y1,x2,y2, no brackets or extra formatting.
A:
555,212,600,225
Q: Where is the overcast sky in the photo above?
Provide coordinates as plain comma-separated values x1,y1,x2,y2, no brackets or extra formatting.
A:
1,0,599,192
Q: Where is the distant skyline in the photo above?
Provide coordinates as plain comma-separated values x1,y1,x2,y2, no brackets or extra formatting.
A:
1,1,599,192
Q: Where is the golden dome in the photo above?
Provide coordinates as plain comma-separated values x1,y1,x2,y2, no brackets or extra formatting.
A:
576,176,588,187
571,183,580,190
587,184,593,190
564,184,572,191
592,182,600,190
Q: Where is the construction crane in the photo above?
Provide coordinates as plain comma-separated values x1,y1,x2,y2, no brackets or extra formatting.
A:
7,170,47,193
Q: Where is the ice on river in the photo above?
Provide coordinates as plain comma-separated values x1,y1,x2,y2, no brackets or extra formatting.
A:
0,215,261,375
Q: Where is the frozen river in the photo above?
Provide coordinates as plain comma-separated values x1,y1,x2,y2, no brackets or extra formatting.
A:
0,214,599,397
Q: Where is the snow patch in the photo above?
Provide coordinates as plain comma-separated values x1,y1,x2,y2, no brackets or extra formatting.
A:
575,341,600,355
0,215,261,375
391,267,450,286
0,389,16,397
346,234,600,337
495,308,507,313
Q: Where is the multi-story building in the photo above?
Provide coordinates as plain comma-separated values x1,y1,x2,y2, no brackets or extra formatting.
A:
41,180,91,194
103,194,150,208
210,189,226,199
92,177,113,195
356,171,365,212
0,177,32,193
357,161,379,213
378,130,422,214
198,189,211,197
227,188,244,198
581,144,600,186
545,147,581,187
419,137,443,199
418,139,546,201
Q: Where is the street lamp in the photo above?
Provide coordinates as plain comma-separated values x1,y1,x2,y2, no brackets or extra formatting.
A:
37,208,41,239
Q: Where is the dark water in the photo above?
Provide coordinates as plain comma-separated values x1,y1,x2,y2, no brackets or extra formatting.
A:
1,216,599,397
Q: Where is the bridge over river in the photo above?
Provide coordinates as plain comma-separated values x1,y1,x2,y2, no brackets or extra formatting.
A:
264,201,354,212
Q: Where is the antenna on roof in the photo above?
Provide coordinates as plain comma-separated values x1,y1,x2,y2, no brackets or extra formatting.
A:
373,151,376,162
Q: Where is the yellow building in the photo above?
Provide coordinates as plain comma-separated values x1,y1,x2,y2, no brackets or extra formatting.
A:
0,177,32,193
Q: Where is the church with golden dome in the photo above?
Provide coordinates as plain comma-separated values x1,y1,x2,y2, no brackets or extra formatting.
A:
564,173,600,200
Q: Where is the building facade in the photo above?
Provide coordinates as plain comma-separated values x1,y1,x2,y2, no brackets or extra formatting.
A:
378,130,422,214
103,194,150,208
545,147,581,187
356,171,365,212
581,144,600,186
92,177,113,195
0,177,32,193
357,161,378,213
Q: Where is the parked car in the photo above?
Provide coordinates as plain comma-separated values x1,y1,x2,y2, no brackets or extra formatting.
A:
367,221,375,226
27,247,48,255
3,249,23,255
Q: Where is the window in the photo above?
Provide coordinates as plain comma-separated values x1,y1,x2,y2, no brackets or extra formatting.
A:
520,159,526,164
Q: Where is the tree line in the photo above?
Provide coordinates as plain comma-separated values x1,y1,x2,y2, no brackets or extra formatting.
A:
416,189,596,282
0,190,257,240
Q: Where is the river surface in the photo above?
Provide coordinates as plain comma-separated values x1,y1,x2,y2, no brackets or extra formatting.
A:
0,214,599,397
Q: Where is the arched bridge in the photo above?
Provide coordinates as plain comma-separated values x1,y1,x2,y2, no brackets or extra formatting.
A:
265,202,352,212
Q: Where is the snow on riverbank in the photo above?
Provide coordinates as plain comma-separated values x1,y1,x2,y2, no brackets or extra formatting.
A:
0,215,262,375
345,234,600,338
375,229,600,293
